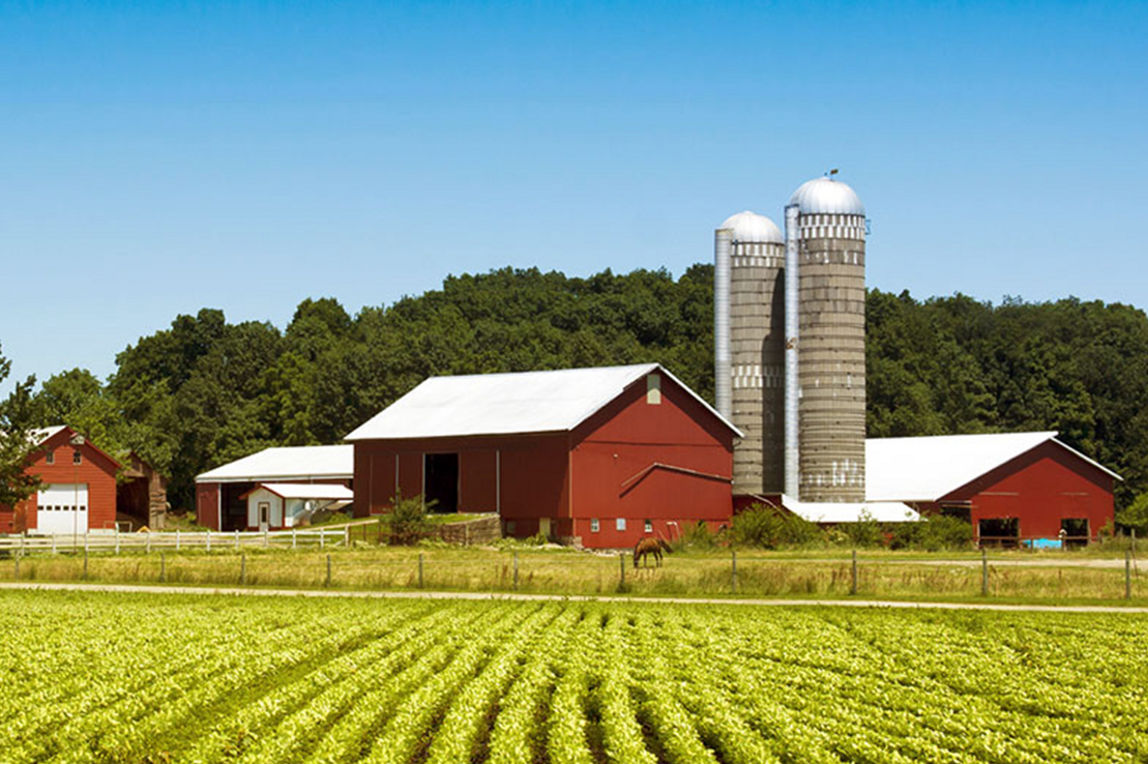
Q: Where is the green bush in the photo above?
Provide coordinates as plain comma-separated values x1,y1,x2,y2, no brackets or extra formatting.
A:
889,515,972,551
1117,492,1148,535
839,510,884,548
388,493,433,545
731,506,821,549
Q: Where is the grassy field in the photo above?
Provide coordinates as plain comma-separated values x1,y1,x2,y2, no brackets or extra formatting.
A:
1,590,1146,763
1,545,1145,605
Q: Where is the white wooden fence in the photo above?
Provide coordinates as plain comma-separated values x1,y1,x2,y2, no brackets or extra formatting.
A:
0,527,348,555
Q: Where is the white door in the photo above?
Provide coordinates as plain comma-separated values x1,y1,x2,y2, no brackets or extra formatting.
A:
258,502,271,533
37,484,89,534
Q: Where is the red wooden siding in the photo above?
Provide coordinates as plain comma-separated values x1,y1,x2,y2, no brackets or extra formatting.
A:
196,482,221,530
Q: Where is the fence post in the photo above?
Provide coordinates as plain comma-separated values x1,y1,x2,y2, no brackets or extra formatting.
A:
20,534,26,557
418,553,424,589
1127,551,1133,600
146,531,151,555
235,529,240,550
326,554,332,587
83,546,89,580
51,534,57,555
619,553,626,589
981,548,989,596
114,527,120,555
292,528,297,550
241,552,247,586
513,550,519,591
320,531,325,551
176,530,181,551
465,524,470,547
263,530,268,549
344,526,350,547
206,530,211,552
14,554,19,580
850,549,858,595
731,548,738,594
160,552,166,583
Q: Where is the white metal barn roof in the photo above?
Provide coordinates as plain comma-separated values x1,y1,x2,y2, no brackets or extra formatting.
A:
250,483,354,501
345,363,741,441
779,494,920,524
196,445,353,484
865,431,1121,503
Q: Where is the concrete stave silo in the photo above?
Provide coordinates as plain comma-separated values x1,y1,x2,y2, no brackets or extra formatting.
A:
715,211,786,496
788,177,867,502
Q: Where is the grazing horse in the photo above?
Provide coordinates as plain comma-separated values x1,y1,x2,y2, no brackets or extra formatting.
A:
633,536,673,568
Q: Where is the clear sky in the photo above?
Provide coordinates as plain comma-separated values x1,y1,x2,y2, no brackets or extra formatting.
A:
2,1,1146,390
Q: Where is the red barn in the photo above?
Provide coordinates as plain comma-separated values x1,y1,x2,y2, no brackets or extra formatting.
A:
345,363,739,548
866,431,1120,546
0,426,121,535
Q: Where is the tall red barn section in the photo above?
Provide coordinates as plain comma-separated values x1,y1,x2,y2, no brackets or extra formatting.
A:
346,364,739,548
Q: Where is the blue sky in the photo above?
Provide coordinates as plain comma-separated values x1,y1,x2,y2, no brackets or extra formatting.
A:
1,1,1146,389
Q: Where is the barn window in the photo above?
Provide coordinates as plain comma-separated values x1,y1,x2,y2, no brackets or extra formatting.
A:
646,374,661,404
72,450,82,465
45,450,54,465
644,519,653,533
590,519,599,533
616,518,626,532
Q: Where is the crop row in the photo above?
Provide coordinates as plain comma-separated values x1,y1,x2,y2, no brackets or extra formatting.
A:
1,591,1146,762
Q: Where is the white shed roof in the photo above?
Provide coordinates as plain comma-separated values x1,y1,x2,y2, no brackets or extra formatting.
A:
344,363,740,441
779,494,920,523
254,483,354,501
865,431,1120,503
196,445,353,484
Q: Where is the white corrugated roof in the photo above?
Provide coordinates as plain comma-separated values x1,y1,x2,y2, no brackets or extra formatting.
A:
254,483,354,501
196,445,353,483
780,494,920,523
344,363,740,441
866,431,1120,502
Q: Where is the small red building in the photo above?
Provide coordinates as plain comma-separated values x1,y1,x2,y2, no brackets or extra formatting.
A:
0,426,121,535
866,431,1120,545
345,363,740,548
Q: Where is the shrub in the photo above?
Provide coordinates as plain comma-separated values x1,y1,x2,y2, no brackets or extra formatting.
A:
839,510,884,548
731,506,821,549
388,493,433,545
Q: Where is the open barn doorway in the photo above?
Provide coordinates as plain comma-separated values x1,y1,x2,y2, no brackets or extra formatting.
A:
978,517,1019,548
424,453,458,513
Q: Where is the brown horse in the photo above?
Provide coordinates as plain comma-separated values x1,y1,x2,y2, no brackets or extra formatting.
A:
633,536,673,568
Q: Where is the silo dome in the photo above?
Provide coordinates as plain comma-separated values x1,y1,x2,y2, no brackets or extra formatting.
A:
718,211,783,243
788,177,865,216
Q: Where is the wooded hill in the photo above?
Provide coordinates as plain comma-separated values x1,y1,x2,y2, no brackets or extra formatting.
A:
10,265,1148,513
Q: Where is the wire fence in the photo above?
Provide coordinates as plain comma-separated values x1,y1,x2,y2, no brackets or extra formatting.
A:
0,545,1141,602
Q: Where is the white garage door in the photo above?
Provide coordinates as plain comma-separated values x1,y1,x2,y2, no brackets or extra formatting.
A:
36,484,89,534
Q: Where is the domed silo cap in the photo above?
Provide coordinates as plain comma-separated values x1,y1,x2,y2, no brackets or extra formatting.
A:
788,177,865,216
718,211,783,243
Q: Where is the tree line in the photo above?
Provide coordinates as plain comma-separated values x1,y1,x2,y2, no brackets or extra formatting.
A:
2,265,1146,523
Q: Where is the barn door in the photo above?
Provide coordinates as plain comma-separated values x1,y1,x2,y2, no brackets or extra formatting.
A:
258,502,270,533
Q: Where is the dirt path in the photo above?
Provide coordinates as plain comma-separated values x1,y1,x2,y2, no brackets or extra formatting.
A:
2,581,1146,614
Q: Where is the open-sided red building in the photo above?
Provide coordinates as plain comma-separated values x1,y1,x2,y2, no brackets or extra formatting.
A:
345,363,740,548
866,431,1120,545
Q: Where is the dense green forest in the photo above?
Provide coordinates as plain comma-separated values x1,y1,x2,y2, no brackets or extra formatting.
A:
6,265,1148,516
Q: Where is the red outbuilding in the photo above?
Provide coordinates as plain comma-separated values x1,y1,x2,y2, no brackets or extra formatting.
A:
0,425,121,535
866,431,1121,546
345,363,740,548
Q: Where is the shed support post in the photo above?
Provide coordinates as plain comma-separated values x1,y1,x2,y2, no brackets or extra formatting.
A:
850,549,858,595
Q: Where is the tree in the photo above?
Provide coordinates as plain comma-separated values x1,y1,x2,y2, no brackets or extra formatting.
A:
0,343,40,509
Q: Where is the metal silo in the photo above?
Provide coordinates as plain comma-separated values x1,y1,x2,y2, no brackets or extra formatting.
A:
787,176,867,502
715,211,786,497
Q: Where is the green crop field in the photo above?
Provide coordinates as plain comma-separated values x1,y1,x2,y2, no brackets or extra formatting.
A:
2,592,1146,763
